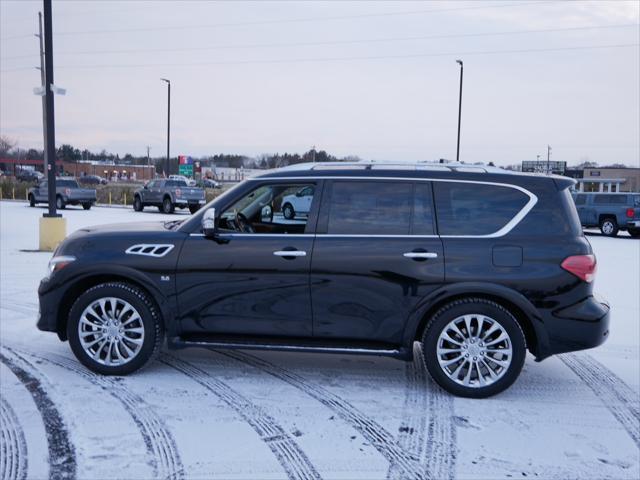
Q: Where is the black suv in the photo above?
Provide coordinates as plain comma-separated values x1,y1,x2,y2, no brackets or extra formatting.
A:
37,163,610,397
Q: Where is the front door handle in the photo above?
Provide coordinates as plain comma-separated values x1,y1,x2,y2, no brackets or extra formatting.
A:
273,250,306,257
403,252,438,259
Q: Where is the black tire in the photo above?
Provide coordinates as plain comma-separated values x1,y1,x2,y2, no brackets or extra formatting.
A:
188,205,200,214
599,217,618,237
629,228,640,238
67,282,164,376
162,196,174,214
133,195,143,212
28,194,35,207
421,298,526,398
282,202,295,220
55,195,66,210
82,203,91,210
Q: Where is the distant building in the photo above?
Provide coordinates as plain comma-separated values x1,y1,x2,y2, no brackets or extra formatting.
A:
521,160,566,175
576,167,640,193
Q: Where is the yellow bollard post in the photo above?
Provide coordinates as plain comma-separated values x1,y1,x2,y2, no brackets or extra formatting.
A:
0,187,3,199
39,217,67,251
109,191,112,205
124,192,126,206
12,188,15,200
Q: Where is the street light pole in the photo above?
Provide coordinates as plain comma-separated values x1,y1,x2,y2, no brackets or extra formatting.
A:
160,78,170,176
455,59,463,163
43,0,58,217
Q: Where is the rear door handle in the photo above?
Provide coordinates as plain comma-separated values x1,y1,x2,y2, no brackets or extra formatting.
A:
273,250,306,257
403,252,438,259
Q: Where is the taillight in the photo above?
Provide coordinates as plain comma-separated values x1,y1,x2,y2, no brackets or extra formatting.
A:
626,208,634,218
175,188,182,197
561,254,596,283
64,188,71,196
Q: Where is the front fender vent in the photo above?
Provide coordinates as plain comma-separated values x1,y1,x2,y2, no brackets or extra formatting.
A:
125,244,175,257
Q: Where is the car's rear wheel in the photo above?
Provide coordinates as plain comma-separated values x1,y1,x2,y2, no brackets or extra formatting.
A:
56,195,65,210
82,203,91,210
599,217,618,237
188,205,200,214
628,228,640,238
28,194,35,207
133,195,143,212
283,202,295,219
162,197,174,214
67,282,164,375
421,298,526,398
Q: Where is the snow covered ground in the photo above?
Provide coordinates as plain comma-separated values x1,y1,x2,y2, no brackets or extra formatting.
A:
1,200,638,480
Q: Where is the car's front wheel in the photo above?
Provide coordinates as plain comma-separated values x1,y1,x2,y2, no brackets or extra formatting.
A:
421,298,526,398
28,194,35,207
133,195,144,212
56,195,66,210
188,205,200,214
67,282,164,375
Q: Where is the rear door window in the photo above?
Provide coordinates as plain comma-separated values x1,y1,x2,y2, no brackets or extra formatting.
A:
574,195,586,205
434,182,529,236
327,181,412,235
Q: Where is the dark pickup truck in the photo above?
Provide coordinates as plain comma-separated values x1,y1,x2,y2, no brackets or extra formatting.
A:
29,178,97,210
133,179,206,214
573,192,640,237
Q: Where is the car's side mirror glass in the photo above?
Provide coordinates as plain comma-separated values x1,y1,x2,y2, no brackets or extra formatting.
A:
261,205,273,223
202,207,217,237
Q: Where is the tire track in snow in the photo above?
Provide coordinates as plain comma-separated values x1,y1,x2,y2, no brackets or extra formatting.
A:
0,348,76,480
0,300,38,318
220,350,425,480
560,353,639,448
11,347,184,480
160,354,321,480
388,343,456,480
0,396,28,480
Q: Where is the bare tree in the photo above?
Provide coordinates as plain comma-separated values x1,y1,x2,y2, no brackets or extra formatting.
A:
0,136,16,157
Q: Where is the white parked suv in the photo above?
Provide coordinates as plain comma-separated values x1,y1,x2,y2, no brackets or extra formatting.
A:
169,174,196,186
281,185,315,219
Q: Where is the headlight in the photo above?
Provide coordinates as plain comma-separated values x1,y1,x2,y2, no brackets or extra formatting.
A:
47,255,76,276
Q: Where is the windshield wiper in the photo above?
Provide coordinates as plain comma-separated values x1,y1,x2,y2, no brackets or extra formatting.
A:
163,220,183,230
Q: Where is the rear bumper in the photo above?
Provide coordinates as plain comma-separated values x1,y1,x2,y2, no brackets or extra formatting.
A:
541,295,610,357
626,220,640,228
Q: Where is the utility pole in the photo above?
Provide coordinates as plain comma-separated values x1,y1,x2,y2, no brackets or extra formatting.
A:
160,78,170,176
36,12,48,175
455,59,464,163
547,145,552,174
146,145,151,180
43,0,58,217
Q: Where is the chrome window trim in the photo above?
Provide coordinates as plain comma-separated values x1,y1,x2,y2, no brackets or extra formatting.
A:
245,176,537,239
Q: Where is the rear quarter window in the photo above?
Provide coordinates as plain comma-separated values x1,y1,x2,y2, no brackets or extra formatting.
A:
433,182,530,236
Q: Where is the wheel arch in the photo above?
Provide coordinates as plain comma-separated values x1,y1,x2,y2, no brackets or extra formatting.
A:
405,283,549,360
54,270,175,341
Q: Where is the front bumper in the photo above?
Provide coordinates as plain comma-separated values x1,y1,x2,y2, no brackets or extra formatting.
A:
543,295,610,356
36,277,64,336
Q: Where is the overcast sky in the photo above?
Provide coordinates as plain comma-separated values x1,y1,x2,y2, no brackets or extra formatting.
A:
1,0,639,167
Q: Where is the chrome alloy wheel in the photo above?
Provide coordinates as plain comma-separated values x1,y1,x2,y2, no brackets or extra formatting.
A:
602,220,615,235
78,297,145,366
436,314,513,388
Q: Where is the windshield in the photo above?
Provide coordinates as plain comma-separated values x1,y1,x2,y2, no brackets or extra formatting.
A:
634,195,640,207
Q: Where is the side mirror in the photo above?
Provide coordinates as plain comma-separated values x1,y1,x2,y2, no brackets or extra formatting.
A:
261,205,273,223
202,207,217,237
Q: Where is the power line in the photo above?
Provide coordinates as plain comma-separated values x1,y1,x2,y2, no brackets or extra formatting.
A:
2,42,636,74
3,22,637,61
1,0,553,41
